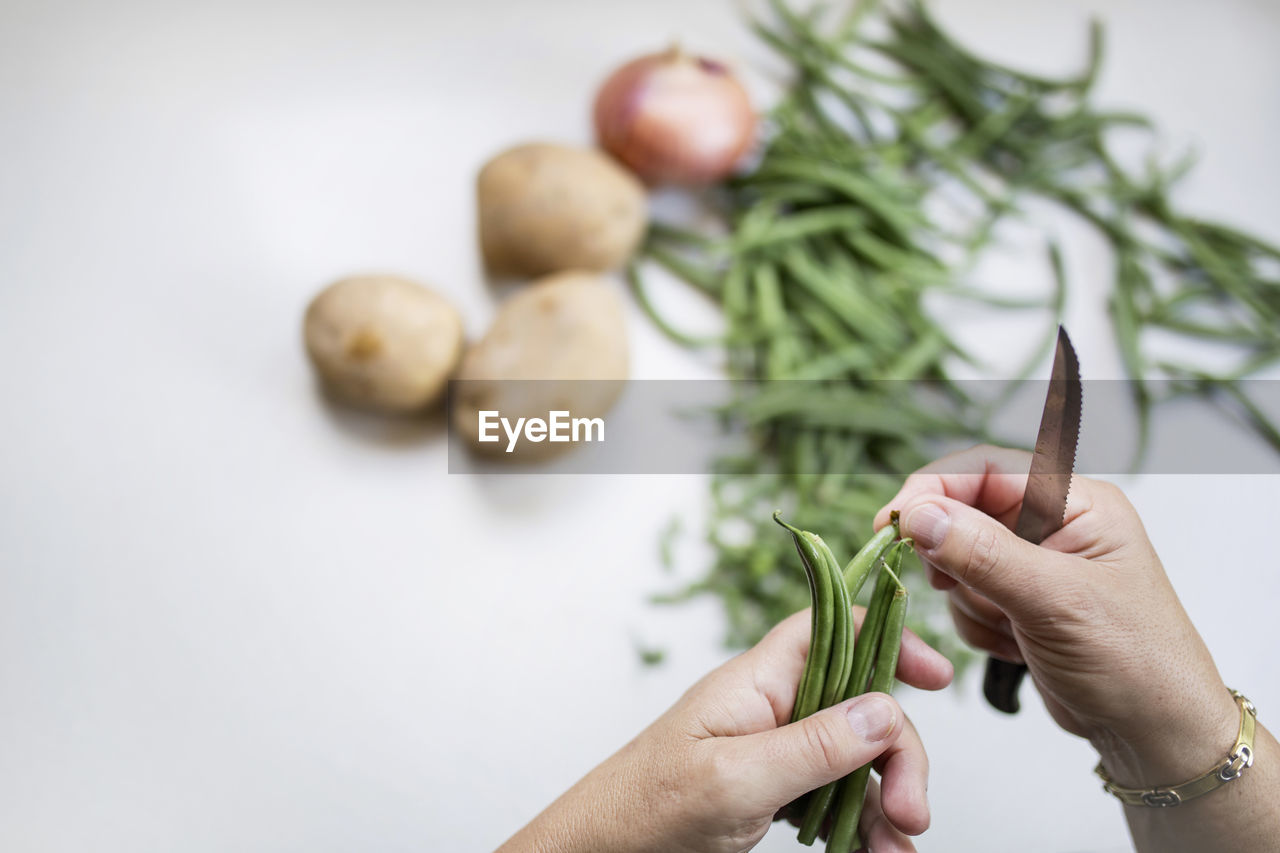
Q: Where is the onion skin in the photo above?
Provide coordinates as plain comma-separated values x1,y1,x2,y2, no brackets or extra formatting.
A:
594,48,755,186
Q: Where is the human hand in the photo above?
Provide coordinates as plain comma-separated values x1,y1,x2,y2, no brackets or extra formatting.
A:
497,607,953,853
874,444,1238,787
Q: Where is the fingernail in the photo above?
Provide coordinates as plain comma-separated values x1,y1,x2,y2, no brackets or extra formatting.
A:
846,695,896,742
904,503,950,551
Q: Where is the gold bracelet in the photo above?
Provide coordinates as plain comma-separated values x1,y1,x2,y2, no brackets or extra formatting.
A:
1095,689,1257,808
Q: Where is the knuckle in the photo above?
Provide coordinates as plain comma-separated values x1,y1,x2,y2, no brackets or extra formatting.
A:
971,442,1020,469
1093,478,1128,508
698,749,739,806
962,522,1004,588
802,715,848,775
1089,479,1141,525
1049,582,1108,628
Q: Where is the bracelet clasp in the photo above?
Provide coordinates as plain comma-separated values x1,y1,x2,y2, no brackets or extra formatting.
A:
1219,744,1254,782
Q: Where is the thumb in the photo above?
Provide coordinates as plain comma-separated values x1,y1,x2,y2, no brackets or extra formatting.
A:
716,693,902,807
898,495,1072,616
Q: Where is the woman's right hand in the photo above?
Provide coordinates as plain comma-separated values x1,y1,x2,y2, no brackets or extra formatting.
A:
873,445,1238,789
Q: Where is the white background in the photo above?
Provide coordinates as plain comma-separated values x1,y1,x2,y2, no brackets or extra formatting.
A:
2,0,1278,851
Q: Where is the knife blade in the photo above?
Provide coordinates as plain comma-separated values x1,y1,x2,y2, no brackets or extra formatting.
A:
983,325,1082,714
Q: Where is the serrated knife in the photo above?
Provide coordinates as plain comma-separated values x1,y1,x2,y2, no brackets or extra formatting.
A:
983,325,1083,714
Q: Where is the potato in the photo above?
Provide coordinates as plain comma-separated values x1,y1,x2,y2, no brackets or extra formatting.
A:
477,142,647,277
304,274,463,412
452,270,628,459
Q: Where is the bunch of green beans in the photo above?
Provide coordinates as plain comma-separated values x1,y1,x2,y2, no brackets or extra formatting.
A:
775,513,910,852
864,1,1280,460
643,0,1280,663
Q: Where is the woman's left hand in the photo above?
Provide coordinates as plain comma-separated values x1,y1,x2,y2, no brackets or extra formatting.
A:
498,607,954,853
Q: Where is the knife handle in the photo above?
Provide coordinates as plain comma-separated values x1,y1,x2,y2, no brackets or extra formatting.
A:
983,657,1027,714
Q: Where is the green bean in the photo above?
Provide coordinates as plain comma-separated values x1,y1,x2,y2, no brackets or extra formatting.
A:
773,515,819,719
784,343,878,381
909,0,1103,94
1164,375,1280,454
658,516,682,572
884,329,947,381
1161,348,1280,383
953,93,1038,159
813,533,853,708
775,514,836,722
781,248,898,350
796,543,905,845
1177,225,1279,329
1219,384,1280,452
751,10,886,142
643,241,724,297
815,429,860,504
842,515,899,598
873,38,986,124
851,544,905,702
1188,218,1280,261
977,241,1069,423
746,259,781,318
625,262,722,348
754,158,921,245
787,288,863,351
742,389,974,438
840,231,948,285
788,429,822,484
722,259,753,326
1110,253,1152,468
646,221,725,252
814,245,915,343
827,572,909,853
735,207,869,252
1150,317,1268,343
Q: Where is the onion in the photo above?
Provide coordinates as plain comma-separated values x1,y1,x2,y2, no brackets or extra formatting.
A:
593,46,755,186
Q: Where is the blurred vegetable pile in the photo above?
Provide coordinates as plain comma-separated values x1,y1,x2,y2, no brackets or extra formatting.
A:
631,0,1280,658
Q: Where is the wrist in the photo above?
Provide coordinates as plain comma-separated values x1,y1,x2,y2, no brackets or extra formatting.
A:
496,749,648,853
1090,684,1240,792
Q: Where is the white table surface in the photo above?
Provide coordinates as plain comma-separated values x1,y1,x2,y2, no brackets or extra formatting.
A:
2,1,1278,851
